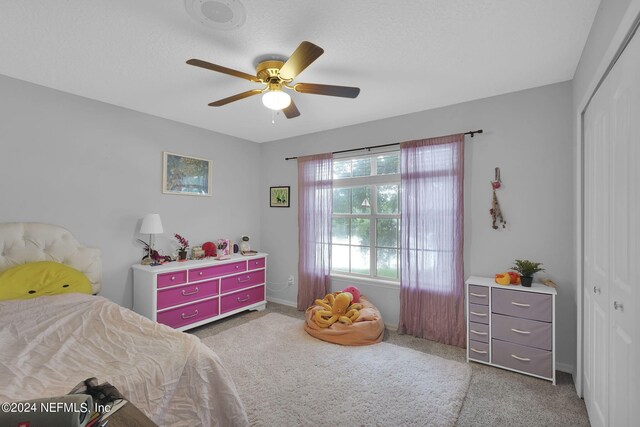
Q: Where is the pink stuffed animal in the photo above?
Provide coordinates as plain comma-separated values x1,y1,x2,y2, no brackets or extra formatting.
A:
342,286,361,303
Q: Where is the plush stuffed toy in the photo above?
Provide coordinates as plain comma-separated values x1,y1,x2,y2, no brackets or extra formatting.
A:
202,242,216,257
0,261,92,301
313,291,363,328
342,285,361,303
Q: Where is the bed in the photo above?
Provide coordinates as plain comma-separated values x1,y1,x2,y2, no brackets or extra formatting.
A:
0,222,248,426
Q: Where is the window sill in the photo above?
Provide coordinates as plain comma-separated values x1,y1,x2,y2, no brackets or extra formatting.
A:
330,273,400,290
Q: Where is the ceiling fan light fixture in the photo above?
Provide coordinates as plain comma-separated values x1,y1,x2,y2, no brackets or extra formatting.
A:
262,90,291,111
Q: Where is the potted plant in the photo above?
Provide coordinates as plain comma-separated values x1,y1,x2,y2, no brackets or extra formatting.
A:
174,233,189,260
511,259,544,287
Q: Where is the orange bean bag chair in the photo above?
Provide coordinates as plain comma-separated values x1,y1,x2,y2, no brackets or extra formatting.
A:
304,295,384,346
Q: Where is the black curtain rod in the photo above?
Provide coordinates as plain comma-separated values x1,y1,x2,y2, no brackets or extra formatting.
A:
284,129,483,160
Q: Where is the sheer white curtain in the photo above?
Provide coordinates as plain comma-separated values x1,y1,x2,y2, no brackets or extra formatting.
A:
398,134,466,347
297,153,333,310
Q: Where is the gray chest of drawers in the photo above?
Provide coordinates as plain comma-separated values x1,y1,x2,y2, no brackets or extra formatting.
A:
465,276,557,384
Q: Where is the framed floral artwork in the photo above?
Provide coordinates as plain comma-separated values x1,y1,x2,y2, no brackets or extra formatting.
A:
162,152,212,196
270,186,290,207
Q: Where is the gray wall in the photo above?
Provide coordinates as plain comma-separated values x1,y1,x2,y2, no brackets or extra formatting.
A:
0,74,262,308
260,81,576,371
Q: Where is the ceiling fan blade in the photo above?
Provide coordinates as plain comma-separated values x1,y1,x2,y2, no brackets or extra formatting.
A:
208,89,264,107
282,100,300,119
278,41,324,81
187,59,261,82
293,83,360,98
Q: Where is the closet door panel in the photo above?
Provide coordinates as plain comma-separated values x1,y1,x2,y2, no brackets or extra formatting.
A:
583,94,610,427
608,31,639,426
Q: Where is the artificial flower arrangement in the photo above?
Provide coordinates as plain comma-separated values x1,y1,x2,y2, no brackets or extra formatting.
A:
174,233,189,260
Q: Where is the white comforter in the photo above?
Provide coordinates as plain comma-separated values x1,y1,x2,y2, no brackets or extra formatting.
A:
0,294,248,427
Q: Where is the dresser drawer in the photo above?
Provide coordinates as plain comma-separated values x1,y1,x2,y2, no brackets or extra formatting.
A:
468,340,489,363
492,339,552,379
221,269,265,294
247,257,266,271
157,270,188,288
468,285,489,305
469,303,489,324
189,261,246,282
492,288,552,322
468,322,489,343
492,313,552,350
157,279,219,310
157,298,219,329
220,285,265,314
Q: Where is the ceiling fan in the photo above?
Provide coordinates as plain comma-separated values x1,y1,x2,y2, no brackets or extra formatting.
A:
186,41,360,119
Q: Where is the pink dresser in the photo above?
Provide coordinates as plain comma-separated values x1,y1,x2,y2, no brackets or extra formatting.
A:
465,276,556,384
132,254,267,331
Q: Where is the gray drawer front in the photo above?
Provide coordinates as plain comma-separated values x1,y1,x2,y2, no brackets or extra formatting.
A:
469,303,489,324
492,339,552,379
468,340,489,363
468,322,489,343
468,285,489,305
492,313,552,350
491,288,552,322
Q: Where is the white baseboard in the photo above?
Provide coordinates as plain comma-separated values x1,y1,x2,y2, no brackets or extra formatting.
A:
556,362,574,375
266,296,297,308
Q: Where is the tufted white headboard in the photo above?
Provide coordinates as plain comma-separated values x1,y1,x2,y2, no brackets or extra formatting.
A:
0,223,102,293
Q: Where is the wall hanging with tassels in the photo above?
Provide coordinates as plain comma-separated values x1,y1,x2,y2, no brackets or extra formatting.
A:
490,167,506,229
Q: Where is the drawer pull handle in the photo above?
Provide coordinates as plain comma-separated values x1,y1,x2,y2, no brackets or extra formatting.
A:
511,302,530,307
171,276,176,281
470,348,487,354
237,295,251,303
613,301,623,311
470,292,487,298
181,287,199,296
470,311,487,317
511,354,531,362
181,309,199,319
237,276,251,283
199,271,203,276
235,265,240,269
470,330,487,336
511,328,531,335
593,286,601,294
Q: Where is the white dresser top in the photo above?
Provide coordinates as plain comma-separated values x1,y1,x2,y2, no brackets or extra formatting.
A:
132,252,268,274
465,275,557,296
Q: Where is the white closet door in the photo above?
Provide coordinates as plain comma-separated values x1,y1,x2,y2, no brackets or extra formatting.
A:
583,23,639,427
607,27,639,427
583,82,610,427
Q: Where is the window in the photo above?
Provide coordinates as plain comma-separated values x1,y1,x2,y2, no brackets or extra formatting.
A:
331,152,400,280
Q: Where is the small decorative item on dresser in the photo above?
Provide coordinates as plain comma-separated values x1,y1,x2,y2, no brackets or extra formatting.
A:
174,234,189,260
510,259,545,287
239,235,251,253
216,239,230,260
191,246,205,260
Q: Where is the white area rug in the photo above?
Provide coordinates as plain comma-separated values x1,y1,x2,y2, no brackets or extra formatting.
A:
202,313,471,427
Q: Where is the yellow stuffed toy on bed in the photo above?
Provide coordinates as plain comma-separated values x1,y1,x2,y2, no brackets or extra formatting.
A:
0,261,92,301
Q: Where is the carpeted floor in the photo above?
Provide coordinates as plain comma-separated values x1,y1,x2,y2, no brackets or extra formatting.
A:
201,313,470,427
192,302,590,426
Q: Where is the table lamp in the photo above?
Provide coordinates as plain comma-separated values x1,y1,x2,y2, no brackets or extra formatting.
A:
140,213,163,264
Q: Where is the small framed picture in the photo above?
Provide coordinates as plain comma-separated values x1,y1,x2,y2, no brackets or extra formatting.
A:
270,186,290,208
163,152,212,196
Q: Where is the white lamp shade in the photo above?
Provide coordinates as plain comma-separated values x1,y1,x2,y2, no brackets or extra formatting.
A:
262,90,291,110
140,213,163,234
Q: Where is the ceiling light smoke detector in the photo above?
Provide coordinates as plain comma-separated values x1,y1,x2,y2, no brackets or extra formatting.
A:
184,0,246,31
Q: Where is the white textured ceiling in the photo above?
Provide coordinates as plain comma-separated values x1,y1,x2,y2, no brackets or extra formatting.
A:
0,0,599,143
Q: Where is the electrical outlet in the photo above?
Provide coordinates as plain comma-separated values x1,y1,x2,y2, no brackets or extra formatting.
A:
287,275,295,285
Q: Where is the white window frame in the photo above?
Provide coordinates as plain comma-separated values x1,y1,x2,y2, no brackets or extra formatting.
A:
331,150,400,282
